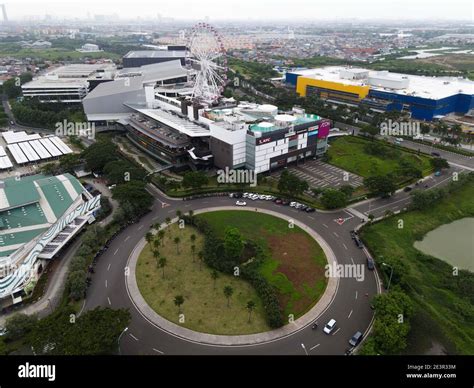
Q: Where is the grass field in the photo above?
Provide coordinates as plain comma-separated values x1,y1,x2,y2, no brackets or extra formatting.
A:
136,223,270,335
360,178,474,354
327,136,432,181
198,211,327,318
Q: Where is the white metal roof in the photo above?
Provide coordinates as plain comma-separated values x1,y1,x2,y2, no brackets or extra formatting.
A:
39,138,62,157
47,136,73,154
2,131,41,144
0,156,12,170
291,66,474,100
7,144,28,164
29,140,51,159
18,141,40,162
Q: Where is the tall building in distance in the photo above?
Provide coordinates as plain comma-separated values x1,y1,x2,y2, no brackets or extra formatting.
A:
0,4,8,22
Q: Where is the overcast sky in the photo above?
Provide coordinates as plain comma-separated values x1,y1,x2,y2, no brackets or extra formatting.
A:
4,0,474,21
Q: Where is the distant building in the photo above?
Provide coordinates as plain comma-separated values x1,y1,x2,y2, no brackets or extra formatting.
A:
76,43,102,53
287,66,474,121
21,63,116,103
0,173,100,309
123,49,186,68
20,40,52,49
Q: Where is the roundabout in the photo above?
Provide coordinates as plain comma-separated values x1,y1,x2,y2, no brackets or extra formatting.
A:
83,187,380,355
127,207,339,345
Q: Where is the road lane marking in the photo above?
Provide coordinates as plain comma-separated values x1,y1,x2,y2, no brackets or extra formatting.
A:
114,249,119,256
350,257,355,265
332,328,341,336
105,280,108,288
310,343,320,351
152,216,159,220
348,309,353,319
107,297,111,305
342,243,348,250
129,333,139,341
107,263,111,271
152,348,164,354
322,223,328,228
167,209,174,213
355,291,358,300
333,232,339,238
307,216,315,220
125,236,130,242
138,225,143,230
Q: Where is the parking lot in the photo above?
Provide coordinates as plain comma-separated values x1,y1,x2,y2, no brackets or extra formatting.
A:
270,159,364,189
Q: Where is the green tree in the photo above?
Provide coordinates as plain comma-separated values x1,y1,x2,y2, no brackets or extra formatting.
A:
211,269,219,290
67,270,87,301
223,227,244,261
364,175,397,198
190,244,196,262
4,313,38,341
81,140,118,173
246,301,256,323
174,295,184,314
112,181,153,217
145,232,153,244
158,230,165,246
223,285,234,307
158,257,167,278
430,157,450,171
277,169,309,197
173,236,181,254
182,171,209,189
320,189,348,209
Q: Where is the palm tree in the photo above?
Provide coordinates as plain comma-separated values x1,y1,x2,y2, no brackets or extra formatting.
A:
158,230,165,246
174,295,184,314
165,217,171,238
176,209,182,219
173,236,181,254
247,301,256,323
190,233,196,244
188,209,194,219
211,270,219,290
190,244,196,262
145,232,153,244
158,257,167,278
153,238,160,250
152,249,160,266
197,251,204,271
223,285,234,308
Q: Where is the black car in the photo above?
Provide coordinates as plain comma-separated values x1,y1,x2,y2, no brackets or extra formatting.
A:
299,205,308,211
233,192,243,198
367,257,375,270
355,237,364,249
403,186,412,192
431,152,441,157
349,331,363,347
350,230,357,239
305,207,315,213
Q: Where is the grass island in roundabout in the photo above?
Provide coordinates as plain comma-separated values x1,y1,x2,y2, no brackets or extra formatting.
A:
135,210,328,335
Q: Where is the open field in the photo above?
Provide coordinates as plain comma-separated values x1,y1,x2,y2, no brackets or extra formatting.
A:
360,177,474,354
198,211,327,318
136,223,270,335
327,136,432,181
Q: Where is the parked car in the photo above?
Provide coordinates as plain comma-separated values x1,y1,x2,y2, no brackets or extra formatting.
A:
395,137,403,142
431,152,441,157
281,200,291,206
350,230,357,239
243,193,249,198
434,171,441,177
235,201,247,206
0,327,7,336
299,205,308,211
258,194,266,200
403,186,412,192
305,207,315,213
234,192,243,198
355,237,364,249
274,198,283,204
323,319,337,334
367,257,375,270
349,331,363,347
290,201,297,207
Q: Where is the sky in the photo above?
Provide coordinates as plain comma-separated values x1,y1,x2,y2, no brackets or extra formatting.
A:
3,0,474,21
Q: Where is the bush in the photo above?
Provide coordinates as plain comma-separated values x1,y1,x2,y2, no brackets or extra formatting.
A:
4,313,38,341
67,270,87,301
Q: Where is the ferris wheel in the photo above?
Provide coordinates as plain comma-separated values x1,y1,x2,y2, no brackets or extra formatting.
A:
186,22,227,104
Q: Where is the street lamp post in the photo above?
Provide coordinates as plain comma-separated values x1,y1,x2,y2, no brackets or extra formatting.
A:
301,343,308,356
382,262,394,291
117,327,128,355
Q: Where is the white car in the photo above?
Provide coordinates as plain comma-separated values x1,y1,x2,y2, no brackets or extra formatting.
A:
257,194,266,200
249,194,258,200
235,201,247,206
0,327,7,336
323,319,337,334
265,195,274,200
290,201,297,207
395,137,403,142
242,192,249,198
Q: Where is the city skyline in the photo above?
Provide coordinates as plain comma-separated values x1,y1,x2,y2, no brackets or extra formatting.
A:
3,0,474,21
